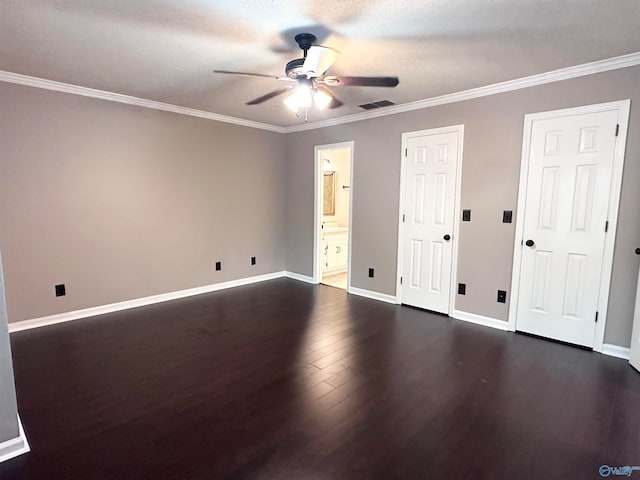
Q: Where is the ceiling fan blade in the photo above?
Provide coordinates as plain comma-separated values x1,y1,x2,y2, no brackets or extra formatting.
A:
322,76,399,87
303,46,340,77
246,87,292,105
214,70,283,80
317,86,343,109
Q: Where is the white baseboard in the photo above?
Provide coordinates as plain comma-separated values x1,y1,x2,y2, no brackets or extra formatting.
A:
9,271,288,333
284,271,317,284
451,309,510,331
601,344,631,360
6,270,633,364
348,287,398,304
0,415,29,464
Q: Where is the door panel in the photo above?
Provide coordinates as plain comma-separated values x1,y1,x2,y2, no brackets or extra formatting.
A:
516,110,619,347
410,240,423,288
429,241,443,293
401,130,460,313
413,175,426,224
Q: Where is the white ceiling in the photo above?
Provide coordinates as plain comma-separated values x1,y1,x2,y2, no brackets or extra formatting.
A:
2,1,640,127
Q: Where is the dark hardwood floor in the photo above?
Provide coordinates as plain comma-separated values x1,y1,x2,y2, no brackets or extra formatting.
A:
1,278,638,479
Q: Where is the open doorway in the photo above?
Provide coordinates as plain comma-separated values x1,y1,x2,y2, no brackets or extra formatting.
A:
314,142,354,290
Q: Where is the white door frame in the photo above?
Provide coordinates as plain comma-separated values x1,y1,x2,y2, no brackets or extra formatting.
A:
508,100,631,352
396,125,465,313
313,141,355,287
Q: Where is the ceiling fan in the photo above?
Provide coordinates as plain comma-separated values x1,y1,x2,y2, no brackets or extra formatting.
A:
214,33,399,113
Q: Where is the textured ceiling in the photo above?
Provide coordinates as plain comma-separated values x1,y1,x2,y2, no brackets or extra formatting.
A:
2,1,640,127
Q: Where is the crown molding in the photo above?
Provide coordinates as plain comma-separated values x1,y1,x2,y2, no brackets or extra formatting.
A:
0,70,286,133
2,51,639,135
283,51,640,133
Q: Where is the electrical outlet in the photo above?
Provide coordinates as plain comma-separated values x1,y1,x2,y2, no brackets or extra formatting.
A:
497,290,507,303
458,283,466,295
215,261,221,271
368,268,374,278
55,284,66,297
503,210,513,223
462,209,471,222
251,256,256,265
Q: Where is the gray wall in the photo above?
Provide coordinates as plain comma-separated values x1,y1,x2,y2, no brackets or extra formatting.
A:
1,66,638,349
0,250,19,443
0,83,286,322
284,65,640,348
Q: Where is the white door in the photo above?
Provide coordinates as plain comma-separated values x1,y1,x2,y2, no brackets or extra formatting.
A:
630,265,640,371
516,109,619,347
401,129,461,313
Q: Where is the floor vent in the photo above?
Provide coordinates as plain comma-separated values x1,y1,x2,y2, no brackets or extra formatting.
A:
359,100,395,110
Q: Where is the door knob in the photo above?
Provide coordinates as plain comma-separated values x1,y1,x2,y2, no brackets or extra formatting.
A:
525,239,535,247
635,248,640,255
443,234,451,241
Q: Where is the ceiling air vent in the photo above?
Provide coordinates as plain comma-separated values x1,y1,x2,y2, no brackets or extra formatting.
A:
358,100,395,110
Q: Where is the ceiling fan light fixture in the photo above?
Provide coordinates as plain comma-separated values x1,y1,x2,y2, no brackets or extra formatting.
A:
283,93,299,112
214,32,399,116
313,89,332,110
296,85,312,108
284,84,312,112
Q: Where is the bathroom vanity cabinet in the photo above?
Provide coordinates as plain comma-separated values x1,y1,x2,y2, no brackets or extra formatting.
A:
321,228,348,275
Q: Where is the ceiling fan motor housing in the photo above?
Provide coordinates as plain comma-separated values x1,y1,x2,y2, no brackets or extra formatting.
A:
294,33,316,52
214,31,398,109
286,33,318,79
285,58,306,79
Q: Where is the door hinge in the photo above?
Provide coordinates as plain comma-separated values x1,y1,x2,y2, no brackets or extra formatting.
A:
595,311,599,323
400,276,403,285
405,148,408,157
402,214,405,222
615,124,620,136
605,220,609,232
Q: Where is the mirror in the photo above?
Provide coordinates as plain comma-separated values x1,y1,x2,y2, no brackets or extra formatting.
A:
323,172,335,216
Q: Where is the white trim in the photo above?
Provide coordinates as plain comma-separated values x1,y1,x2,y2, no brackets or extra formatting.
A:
601,344,631,360
8,271,401,334
0,70,285,134
451,309,510,331
284,52,640,133
508,100,631,352
9,272,287,333
347,146,355,293
284,271,317,284
594,101,631,352
449,128,465,315
348,287,398,304
0,415,29,464
396,125,465,314
313,142,355,288
2,52,639,136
